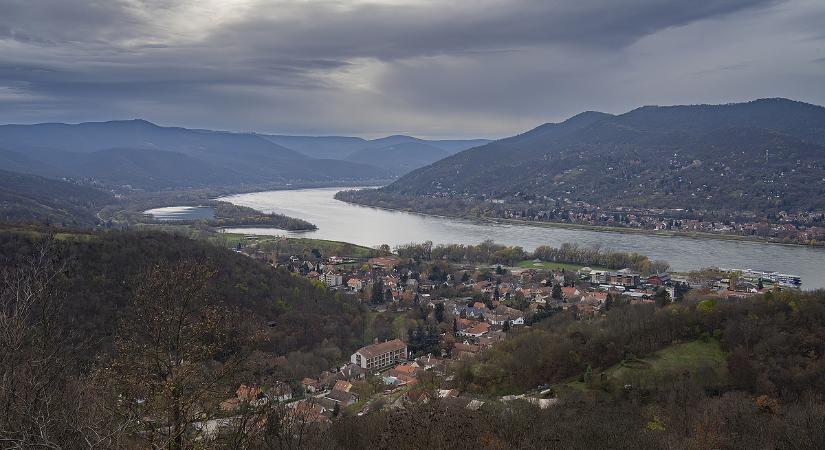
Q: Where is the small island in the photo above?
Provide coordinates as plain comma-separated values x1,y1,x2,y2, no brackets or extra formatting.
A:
145,201,317,231
207,202,317,231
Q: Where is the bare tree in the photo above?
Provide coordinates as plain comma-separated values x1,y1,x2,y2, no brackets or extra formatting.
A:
0,238,124,448
100,261,256,450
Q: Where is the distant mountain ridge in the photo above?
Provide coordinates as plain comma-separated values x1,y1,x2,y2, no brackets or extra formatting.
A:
345,142,450,176
0,120,391,189
0,119,305,159
262,133,490,159
0,120,490,189
262,133,491,173
355,98,825,216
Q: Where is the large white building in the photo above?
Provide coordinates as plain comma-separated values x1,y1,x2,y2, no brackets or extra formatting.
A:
350,339,407,370
323,272,343,287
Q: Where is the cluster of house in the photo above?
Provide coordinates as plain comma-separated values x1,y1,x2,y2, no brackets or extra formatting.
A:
292,255,448,306
288,339,451,419
220,382,294,412
680,267,802,295
289,249,690,319
420,190,825,245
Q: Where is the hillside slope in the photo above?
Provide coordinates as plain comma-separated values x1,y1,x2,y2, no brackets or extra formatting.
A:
0,229,367,374
368,98,825,215
0,170,112,227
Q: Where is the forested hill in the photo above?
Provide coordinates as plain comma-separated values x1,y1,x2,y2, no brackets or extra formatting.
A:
0,229,365,377
374,98,825,215
0,170,112,227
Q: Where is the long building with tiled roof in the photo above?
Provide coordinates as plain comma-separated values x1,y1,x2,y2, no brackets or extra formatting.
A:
350,339,407,370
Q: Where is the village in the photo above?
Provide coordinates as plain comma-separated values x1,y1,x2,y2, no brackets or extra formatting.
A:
214,237,802,427
419,190,825,245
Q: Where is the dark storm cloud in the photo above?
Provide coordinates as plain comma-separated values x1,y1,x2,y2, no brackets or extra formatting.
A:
210,0,779,60
0,0,822,137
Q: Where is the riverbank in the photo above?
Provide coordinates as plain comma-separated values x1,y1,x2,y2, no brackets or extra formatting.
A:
336,197,820,249
99,181,389,225
217,187,825,288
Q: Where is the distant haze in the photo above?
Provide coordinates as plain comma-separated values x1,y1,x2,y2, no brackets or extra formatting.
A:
0,0,824,138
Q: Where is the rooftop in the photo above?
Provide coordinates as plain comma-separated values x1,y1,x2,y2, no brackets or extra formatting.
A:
356,338,407,359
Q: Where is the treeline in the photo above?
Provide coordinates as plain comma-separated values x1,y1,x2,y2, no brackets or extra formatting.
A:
395,240,525,266
532,242,670,273
394,240,669,273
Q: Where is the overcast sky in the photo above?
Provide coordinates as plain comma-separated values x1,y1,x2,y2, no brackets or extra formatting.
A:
0,0,823,138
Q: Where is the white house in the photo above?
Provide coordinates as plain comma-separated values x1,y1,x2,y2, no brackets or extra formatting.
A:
323,272,343,287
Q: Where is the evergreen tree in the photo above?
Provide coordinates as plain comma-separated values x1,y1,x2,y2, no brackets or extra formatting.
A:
371,279,385,304
654,287,671,308
552,283,563,300
434,303,445,323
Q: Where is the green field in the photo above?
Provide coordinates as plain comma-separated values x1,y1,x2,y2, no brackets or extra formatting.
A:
274,237,376,259
557,339,729,397
607,339,728,385
514,259,608,272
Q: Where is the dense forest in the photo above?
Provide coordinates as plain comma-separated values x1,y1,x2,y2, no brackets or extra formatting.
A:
342,98,825,218
0,229,365,376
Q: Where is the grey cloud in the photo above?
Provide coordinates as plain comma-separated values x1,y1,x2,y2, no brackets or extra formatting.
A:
0,0,822,138
206,0,780,61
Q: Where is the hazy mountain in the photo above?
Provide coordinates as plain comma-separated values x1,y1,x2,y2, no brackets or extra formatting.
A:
263,133,491,160
345,141,450,175
361,98,825,214
425,138,497,154
0,119,305,159
0,120,390,189
260,135,370,160
0,170,112,227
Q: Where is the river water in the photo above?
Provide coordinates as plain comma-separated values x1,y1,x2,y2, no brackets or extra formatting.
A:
219,187,825,289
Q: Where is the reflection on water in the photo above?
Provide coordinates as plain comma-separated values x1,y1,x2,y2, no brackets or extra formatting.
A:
144,206,215,221
219,187,825,290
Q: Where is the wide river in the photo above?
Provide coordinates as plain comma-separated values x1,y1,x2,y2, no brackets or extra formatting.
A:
219,187,825,290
